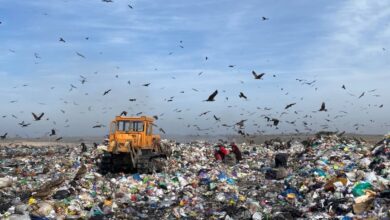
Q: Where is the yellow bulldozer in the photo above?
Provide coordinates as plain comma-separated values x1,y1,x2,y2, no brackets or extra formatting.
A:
99,116,170,174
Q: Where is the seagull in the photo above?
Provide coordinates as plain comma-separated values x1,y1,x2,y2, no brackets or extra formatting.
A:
205,90,218,101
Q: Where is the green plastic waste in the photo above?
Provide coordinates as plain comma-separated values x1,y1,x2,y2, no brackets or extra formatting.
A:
352,182,372,197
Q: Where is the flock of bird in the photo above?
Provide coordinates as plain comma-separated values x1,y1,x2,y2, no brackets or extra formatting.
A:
0,1,387,141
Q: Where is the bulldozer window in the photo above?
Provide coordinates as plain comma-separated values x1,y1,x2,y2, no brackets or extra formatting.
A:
117,121,130,132
147,124,152,135
110,122,117,134
129,121,144,132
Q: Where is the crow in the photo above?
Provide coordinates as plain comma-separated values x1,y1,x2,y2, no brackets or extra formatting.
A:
32,112,44,121
59,37,66,43
252,71,265,79
103,89,111,96
239,92,247,100
285,103,296,109
213,115,221,121
342,85,346,90
319,102,327,112
49,129,56,136
205,90,218,101
0,133,7,140
262,16,269,21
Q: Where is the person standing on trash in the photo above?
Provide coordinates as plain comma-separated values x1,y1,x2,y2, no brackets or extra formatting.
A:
214,143,229,161
230,142,242,162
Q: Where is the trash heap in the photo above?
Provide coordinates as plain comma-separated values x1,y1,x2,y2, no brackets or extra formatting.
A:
0,134,389,219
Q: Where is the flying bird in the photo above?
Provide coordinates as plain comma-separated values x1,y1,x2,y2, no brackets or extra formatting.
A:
129,98,136,102
0,133,7,140
342,85,346,90
59,37,66,43
120,111,127,116
34,53,41,59
128,4,133,9
32,112,45,121
19,121,31,127
271,118,279,126
55,137,63,141
49,129,56,136
159,128,166,134
228,65,235,68
103,89,111,96
199,111,211,117
142,83,151,87
262,16,269,21
205,90,218,101
319,102,327,112
102,0,113,2
239,92,247,100
252,71,265,79
358,92,365,99
213,115,221,121
76,52,86,58
285,103,296,109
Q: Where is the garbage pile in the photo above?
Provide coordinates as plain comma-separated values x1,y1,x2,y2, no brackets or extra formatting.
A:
0,134,389,219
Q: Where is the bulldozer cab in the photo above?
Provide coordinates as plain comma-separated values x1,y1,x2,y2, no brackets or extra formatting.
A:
108,116,159,152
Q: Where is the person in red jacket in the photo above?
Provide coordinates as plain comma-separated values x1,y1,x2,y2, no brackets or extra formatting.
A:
230,142,242,162
214,144,229,161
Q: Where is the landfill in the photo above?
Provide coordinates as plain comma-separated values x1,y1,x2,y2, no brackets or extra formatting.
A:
0,133,389,219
